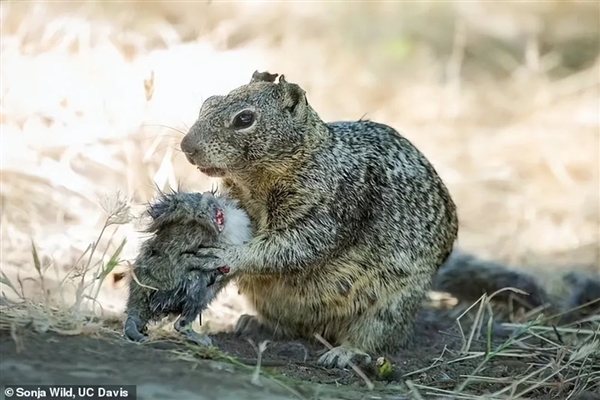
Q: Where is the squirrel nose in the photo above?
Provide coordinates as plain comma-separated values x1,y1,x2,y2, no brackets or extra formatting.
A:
180,134,198,164
180,132,194,154
183,152,196,165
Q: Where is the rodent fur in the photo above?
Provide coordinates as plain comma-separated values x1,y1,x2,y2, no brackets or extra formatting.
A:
432,249,600,324
180,71,459,368
124,190,252,345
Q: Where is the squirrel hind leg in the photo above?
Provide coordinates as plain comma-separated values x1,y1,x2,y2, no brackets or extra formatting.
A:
316,279,431,369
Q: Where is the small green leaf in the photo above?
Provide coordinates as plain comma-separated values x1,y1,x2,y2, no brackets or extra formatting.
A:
98,238,127,281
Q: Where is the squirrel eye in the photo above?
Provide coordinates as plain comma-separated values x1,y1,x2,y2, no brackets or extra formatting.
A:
232,111,255,129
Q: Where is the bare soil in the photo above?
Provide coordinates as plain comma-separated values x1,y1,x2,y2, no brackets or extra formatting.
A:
1,307,556,400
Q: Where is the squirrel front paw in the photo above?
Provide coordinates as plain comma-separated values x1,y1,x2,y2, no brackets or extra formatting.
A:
191,247,237,274
317,346,372,369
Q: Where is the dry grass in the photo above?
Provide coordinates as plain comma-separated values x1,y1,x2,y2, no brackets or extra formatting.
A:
1,1,599,398
444,293,599,399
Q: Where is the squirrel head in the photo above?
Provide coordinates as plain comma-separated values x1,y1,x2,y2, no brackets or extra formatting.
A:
145,190,225,236
180,71,323,178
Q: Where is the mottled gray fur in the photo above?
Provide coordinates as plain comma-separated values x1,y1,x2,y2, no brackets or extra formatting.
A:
433,249,600,324
180,71,459,368
124,190,252,346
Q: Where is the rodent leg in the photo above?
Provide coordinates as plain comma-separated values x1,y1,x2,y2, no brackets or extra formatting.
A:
175,290,214,347
124,312,149,343
317,345,372,369
318,278,432,369
234,314,291,340
174,314,213,347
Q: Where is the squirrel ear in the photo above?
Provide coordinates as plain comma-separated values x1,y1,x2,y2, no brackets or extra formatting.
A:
250,70,278,84
278,76,307,118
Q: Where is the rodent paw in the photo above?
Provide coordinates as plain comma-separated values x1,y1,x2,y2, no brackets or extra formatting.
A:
124,331,149,343
123,334,150,343
124,315,149,343
183,331,214,347
194,246,226,259
190,247,232,272
175,318,213,347
317,346,372,369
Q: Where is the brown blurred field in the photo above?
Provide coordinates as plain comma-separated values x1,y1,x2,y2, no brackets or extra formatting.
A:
1,0,599,332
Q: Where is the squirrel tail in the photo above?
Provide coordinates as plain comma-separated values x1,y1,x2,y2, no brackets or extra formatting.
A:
431,249,600,327
432,250,549,309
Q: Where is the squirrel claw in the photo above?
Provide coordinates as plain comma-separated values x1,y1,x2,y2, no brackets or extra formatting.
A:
317,346,372,369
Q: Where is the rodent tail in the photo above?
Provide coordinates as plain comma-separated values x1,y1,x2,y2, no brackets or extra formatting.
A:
432,250,549,309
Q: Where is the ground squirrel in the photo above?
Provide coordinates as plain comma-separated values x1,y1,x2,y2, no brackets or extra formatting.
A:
179,71,459,368
432,249,600,324
124,190,253,346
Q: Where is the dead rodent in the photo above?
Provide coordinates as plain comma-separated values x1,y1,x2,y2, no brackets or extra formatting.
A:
431,249,600,325
180,71,459,368
124,190,253,346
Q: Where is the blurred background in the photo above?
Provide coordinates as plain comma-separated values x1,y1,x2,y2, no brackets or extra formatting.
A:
1,1,598,329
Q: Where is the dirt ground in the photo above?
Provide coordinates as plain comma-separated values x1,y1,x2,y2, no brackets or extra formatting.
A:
0,306,554,400
2,298,598,400
2,2,599,400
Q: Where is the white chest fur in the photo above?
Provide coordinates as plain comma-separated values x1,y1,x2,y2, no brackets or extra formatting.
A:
221,203,253,246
